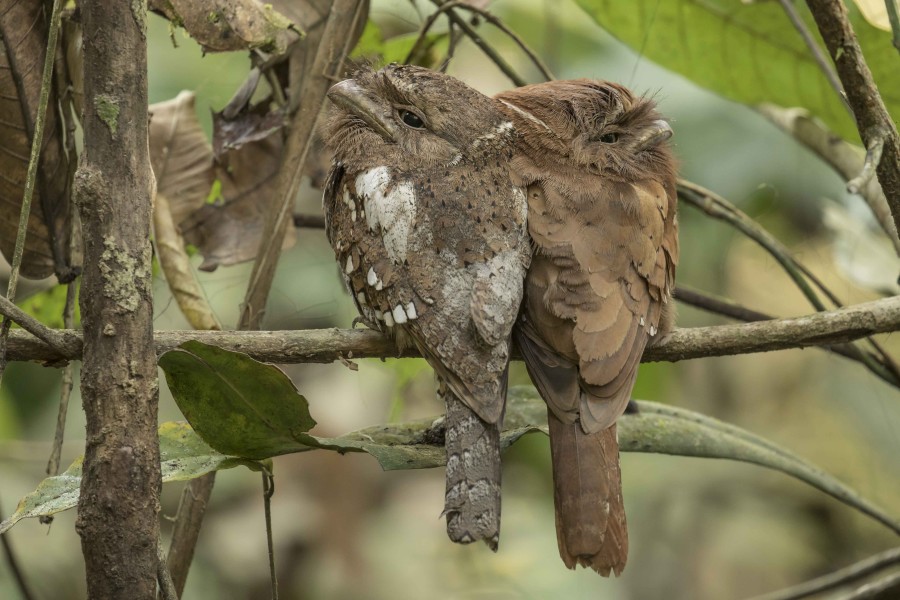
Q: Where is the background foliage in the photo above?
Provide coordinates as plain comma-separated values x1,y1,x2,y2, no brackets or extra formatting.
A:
1,0,899,598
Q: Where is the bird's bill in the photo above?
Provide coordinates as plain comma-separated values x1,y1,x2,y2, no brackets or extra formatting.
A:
327,79,398,142
634,119,673,151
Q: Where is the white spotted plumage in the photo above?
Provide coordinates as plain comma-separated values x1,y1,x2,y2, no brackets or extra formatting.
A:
355,166,417,264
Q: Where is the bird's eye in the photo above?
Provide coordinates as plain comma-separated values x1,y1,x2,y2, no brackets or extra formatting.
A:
599,132,618,143
399,109,425,129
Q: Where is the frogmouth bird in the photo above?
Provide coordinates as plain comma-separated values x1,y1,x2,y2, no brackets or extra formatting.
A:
495,80,679,576
323,65,530,549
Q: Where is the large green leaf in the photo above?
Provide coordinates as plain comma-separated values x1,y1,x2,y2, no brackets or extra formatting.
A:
573,0,899,141
159,340,320,458
4,382,898,536
155,340,900,538
0,421,263,534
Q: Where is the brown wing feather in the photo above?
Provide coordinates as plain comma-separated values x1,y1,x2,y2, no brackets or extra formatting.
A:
524,174,671,434
497,78,678,578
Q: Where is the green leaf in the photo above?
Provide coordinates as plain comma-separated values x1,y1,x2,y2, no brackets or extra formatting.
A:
0,421,263,534
313,390,545,471
573,0,899,141
157,340,899,534
616,399,900,536
159,341,319,459
352,20,445,65
7,383,897,537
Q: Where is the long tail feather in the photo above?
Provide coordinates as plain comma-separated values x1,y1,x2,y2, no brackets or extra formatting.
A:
548,410,627,576
441,379,502,550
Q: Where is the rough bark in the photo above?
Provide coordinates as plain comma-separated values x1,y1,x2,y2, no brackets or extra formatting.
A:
73,0,160,597
8,295,900,365
805,0,900,236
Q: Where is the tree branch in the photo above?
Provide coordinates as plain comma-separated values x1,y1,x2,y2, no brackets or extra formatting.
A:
0,296,81,357
428,0,527,87
674,285,900,387
805,0,900,237
678,179,900,384
164,473,215,597
777,0,851,115
751,546,900,600
75,0,160,595
9,295,900,365
757,103,900,254
239,0,365,330
846,571,900,599
0,0,66,387
886,0,900,53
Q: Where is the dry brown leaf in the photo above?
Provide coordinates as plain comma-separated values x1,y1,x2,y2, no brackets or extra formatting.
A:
148,0,302,54
182,127,296,271
212,101,286,155
154,193,222,330
0,0,76,281
149,92,215,225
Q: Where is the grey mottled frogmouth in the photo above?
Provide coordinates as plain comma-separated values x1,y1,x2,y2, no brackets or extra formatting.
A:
323,65,530,549
495,80,679,575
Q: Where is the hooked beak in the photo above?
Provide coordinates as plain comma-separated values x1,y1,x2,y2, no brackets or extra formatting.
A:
327,79,398,142
634,119,673,151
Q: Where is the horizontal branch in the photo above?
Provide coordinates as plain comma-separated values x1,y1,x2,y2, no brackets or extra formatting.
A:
10,295,900,366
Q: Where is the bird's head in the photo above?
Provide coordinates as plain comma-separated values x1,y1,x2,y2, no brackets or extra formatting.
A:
497,80,675,182
325,64,512,171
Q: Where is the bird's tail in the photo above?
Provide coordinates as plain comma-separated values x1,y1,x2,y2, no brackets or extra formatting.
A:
548,409,628,576
440,379,502,551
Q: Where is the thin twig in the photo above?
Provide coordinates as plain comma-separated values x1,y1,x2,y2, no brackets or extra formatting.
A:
157,540,179,600
849,133,887,194
845,570,900,599
408,1,554,81
805,0,900,240
428,0,527,87
677,180,827,311
164,474,216,598
0,295,81,357
0,0,66,382
750,546,900,600
451,3,555,81
404,0,466,65
677,179,900,385
674,285,772,322
777,0,851,115
887,0,900,53
263,473,278,600
0,500,37,600
438,21,462,72
46,280,78,477
757,104,900,255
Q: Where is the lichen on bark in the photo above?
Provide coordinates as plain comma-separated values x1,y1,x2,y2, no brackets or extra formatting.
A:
94,94,120,136
99,237,151,313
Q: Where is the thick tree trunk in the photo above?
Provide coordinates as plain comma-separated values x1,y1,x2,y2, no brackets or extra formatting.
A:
73,0,160,597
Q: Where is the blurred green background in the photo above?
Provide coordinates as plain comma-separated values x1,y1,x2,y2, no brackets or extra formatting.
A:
2,0,900,598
